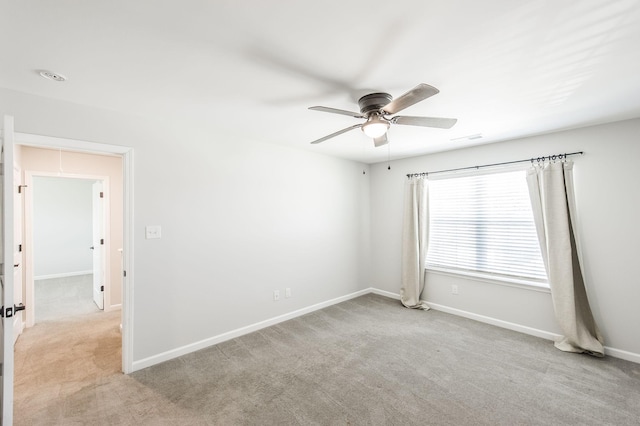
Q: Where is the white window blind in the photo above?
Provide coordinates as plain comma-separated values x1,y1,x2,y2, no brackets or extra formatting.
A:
426,169,547,283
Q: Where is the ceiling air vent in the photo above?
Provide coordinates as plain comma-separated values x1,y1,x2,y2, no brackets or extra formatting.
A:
38,70,67,82
450,133,482,142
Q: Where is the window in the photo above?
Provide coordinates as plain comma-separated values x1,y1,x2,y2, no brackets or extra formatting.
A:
426,168,547,286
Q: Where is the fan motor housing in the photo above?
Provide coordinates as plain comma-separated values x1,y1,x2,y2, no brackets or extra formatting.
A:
358,93,392,115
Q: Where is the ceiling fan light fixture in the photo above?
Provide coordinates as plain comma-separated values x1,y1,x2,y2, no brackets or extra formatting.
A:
308,83,457,145
362,117,389,138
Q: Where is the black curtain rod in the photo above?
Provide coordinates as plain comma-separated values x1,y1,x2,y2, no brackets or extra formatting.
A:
406,151,584,179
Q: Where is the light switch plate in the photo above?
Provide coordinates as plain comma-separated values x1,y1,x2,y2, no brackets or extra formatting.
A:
145,225,162,239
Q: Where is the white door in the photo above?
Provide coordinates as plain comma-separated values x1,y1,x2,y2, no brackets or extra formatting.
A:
1,115,16,425
92,180,104,310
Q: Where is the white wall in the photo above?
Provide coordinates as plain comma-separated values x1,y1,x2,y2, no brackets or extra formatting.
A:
32,177,93,277
0,88,371,364
370,118,640,359
5,86,637,365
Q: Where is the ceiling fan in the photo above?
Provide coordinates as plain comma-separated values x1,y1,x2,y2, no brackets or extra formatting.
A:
309,83,457,147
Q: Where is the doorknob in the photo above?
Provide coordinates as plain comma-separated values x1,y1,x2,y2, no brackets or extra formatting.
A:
14,263,20,267
0,304,26,318
90,246,95,250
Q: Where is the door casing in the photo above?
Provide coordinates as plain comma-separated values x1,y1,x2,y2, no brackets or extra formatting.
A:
14,131,133,374
92,179,106,310
13,164,24,343
24,173,111,326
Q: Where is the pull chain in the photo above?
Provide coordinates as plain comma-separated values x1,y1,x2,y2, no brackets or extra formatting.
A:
387,138,391,170
363,138,367,175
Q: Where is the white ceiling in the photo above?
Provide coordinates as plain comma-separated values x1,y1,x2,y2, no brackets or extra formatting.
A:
2,0,640,163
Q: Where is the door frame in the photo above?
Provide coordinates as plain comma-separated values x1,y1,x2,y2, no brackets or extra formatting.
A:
13,163,24,343
23,172,111,327
14,132,134,374
91,178,107,311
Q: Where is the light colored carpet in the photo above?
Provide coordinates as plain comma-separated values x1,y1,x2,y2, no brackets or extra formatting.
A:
34,274,99,322
13,294,640,425
14,309,122,425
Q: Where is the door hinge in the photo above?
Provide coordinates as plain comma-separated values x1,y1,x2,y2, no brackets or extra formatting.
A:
123,270,127,277
19,244,23,252
100,191,104,198
18,184,28,194
100,285,104,292
100,238,104,245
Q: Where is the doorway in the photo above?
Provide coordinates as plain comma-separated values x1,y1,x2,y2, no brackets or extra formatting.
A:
13,132,133,374
30,175,108,323
14,150,126,422
2,118,134,424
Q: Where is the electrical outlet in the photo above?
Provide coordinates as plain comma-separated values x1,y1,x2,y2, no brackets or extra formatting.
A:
452,285,459,295
273,290,280,301
285,288,291,298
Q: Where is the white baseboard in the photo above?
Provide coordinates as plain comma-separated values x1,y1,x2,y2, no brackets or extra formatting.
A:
369,288,561,341
424,301,562,342
604,346,640,364
131,287,640,371
106,303,122,312
425,302,640,363
34,270,93,280
370,288,401,300
132,288,371,372
369,288,640,364
371,288,561,340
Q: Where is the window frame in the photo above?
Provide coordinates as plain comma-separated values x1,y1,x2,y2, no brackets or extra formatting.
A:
424,165,549,290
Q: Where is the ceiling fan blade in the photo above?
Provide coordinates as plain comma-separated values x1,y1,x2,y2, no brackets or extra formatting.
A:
250,47,358,95
310,124,362,144
393,116,457,129
383,84,440,114
309,106,364,118
373,133,388,147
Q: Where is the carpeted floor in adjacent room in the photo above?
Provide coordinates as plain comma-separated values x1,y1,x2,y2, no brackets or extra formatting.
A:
13,294,640,425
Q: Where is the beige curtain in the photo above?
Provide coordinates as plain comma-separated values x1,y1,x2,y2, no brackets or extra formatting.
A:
526,161,604,356
401,177,429,310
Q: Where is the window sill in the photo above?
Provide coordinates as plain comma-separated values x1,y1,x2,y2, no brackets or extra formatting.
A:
425,266,551,293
